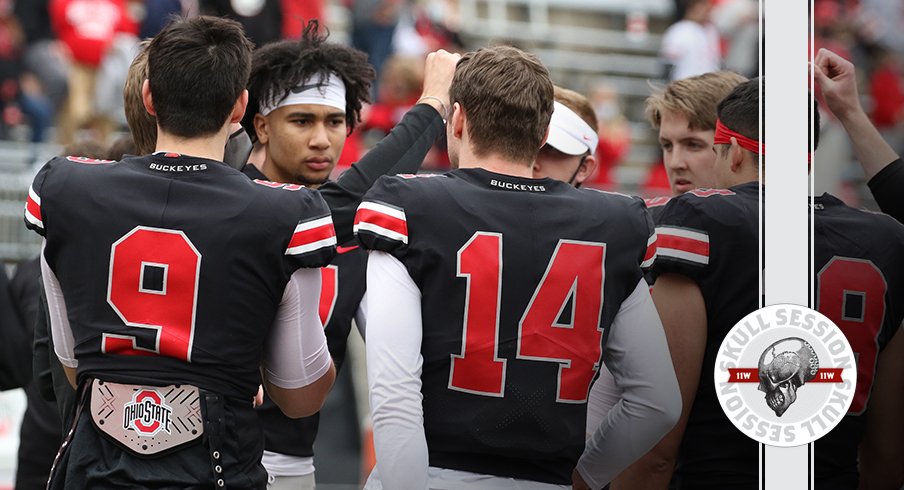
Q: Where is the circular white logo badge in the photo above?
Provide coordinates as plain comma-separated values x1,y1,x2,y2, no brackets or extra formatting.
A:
714,304,856,447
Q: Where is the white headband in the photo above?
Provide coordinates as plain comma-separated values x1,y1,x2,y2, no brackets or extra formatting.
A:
545,101,599,156
260,72,347,116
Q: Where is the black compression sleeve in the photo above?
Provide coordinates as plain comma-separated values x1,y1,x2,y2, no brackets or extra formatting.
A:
867,158,904,223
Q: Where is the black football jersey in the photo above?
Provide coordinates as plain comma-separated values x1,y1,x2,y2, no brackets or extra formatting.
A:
651,182,761,489
812,194,904,489
244,163,368,457
24,154,336,400
644,195,671,224
643,195,672,285
356,168,655,485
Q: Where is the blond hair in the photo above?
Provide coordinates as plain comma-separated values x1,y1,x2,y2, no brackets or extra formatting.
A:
124,41,156,155
554,86,598,134
645,71,747,131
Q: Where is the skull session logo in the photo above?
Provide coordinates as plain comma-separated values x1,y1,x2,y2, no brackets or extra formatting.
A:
714,304,856,446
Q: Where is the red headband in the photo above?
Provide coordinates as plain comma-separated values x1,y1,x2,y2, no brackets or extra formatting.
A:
714,119,764,155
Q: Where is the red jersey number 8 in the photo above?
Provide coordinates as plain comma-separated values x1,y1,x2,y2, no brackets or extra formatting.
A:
816,257,885,414
104,226,201,362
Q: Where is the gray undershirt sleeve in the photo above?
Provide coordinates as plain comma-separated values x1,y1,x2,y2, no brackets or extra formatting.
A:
577,278,682,488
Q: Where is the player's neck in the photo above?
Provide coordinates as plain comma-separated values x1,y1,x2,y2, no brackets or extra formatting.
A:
457,150,533,179
724,166,760,188
155,127,230,163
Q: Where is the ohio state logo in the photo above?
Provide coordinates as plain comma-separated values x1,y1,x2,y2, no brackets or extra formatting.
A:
714,304,856,446
123,389,173,437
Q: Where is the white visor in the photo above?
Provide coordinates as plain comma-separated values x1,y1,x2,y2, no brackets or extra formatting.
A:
260,72,347,116
545,101,599,156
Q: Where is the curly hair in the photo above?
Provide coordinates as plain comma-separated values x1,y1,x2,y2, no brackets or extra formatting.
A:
242,20,375,142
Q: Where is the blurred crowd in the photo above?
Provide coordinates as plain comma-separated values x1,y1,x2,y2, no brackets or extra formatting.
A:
813,0,904,204
0,0,464,165
2,0,899,204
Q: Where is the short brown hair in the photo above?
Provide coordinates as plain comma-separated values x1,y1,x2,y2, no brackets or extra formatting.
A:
554,86,598,134
449,45,553,163
147,16,253,138
645,71,747,131
124,41,156,155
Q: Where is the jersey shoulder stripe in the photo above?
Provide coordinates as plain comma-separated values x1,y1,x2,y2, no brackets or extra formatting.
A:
656,226,710,265
65,155,115,165
644,196,672,208
354,200,409,245
286,215,337,256
641,233,658,269
24,185,43,231
685,188,737,198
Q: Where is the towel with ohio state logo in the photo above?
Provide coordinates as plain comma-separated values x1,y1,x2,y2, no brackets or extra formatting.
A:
354,168,656,485
651,181,761,488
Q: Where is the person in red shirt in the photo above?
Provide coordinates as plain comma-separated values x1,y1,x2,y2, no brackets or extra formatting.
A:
49,0,136,144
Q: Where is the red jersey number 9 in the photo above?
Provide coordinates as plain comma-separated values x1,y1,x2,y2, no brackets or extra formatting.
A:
104,227,201,362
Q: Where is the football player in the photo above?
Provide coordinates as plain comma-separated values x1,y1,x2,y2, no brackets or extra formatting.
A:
27,17,336,489
355,45,681,490
643,71,747,217
124,39,254,170
240,22,458,488
532,86,600,187
613,79,763,489
813,48,904,490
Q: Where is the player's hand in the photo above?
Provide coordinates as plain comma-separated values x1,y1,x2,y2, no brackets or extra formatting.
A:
419,49,462,116
572,468,592,490
253,385,264,407
812,48,863,120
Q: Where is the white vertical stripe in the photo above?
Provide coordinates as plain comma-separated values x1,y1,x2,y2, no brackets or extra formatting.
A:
764,0,810,487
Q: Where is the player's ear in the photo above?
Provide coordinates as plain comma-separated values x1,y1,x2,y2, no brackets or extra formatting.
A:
254,113,270,145
142,79,156,117
230,89,248,124
575,154,598,186
539,126,550,149
730,137,744,172
450,102,465,139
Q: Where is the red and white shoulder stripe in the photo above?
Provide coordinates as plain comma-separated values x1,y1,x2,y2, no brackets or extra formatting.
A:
24,186,43,231
641,232,657,268
655,226,709,265
644,196,671,208
286,215,337,256
354,201,408,244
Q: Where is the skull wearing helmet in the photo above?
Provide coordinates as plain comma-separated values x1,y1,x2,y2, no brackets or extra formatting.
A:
757,337,819,417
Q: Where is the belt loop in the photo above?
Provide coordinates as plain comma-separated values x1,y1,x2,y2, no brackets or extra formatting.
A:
202,392,227,490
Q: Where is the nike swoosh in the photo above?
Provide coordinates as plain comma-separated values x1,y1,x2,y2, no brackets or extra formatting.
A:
336,245,359,254
291,83,326,94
